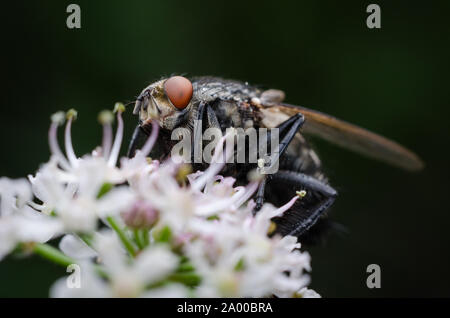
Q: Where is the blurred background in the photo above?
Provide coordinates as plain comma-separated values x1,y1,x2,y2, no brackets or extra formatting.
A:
0,0,449,297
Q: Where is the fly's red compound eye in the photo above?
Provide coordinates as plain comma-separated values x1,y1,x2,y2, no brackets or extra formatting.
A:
163,76,193,110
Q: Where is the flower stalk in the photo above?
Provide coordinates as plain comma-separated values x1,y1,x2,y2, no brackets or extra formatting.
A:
106,216,137,257
33,243,76,267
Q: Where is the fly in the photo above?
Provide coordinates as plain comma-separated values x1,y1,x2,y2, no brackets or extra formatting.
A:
128,76,424,241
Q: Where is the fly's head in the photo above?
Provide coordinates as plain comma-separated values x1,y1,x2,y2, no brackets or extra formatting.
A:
133,76,194,130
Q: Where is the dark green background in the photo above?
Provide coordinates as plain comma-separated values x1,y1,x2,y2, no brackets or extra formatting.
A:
1,0,449,297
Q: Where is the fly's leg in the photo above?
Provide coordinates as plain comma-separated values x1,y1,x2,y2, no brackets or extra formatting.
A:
268,170,338,237
206,104,221,129
192,102,206,164
254,178,267,213
127,124,149,158
192,102,221,167
267,113,305,170
254,113,305,211
128,122,172,160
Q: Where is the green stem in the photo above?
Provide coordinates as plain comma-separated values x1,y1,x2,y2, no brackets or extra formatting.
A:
33,243,109,279
33,243,76,267
77,233,94,247
142,229,150,247
106,216,137,257
178,262,195,272
93,264,109,279
133,229,144,250
169,272,201,287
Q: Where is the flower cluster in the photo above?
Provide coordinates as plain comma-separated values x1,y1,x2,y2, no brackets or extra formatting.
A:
0,104,320,298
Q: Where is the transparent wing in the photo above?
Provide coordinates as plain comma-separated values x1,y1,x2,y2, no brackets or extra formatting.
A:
257,103,424,171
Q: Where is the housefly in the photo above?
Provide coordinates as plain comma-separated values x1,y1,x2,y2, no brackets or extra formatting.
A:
128,76,423,240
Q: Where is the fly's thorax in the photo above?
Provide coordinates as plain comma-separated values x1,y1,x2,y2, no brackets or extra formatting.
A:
191,77,263,104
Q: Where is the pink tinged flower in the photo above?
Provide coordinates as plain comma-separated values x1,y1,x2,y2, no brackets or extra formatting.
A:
121,200,159,229
119,120,160,187
269,195,300,219
231,181,259,209
140,120,160,158
120,155,159,183
48,106,128,172
1,107,319,297
194,181,259,217
174,232,194,246
249,194,301,235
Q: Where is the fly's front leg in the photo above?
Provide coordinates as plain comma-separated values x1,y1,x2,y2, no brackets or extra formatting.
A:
127,124,149,158
128,123,172,160
192,102,206,164
192,102,220,167
254,113,305,211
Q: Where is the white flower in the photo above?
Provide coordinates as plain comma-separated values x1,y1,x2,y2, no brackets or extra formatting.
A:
128,160,196,233
0,178,63,260
52,230,180,298
27,108,136,232
0,107,320,298
183,195,311,297
29,161,134,232
119,120,160,184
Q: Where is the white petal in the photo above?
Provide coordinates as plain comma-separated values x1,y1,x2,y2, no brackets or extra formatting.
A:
93,230,127,274
0,177,32,216
134,245,178,284
96,186,136,217
50,263,111,298
15,210,63,243
59,235,97,259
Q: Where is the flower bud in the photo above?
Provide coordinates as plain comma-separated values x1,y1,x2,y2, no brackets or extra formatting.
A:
122,200,159,229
